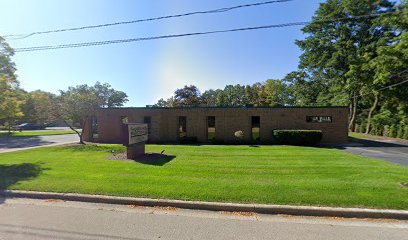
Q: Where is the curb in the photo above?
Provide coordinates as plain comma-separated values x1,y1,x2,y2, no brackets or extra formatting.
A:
1,190,408,220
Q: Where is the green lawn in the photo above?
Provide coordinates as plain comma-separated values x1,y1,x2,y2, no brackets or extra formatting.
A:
0,144,407,209
0,130,78,138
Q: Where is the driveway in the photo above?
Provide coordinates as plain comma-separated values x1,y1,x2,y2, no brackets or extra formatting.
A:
336,137,408,166
0,134,79,153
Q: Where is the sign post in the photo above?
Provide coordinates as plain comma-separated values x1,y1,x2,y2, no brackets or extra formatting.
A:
122,123,148,159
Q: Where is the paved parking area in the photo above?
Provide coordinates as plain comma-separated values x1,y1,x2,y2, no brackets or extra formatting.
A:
0,134,79,153
336,138,408,166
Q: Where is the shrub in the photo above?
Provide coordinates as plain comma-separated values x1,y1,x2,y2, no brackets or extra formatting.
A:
389,124,397,138
234,130,244,140
272,130,323,146
404,125,408,140
370,124,381,136
397,125,405,139
383,125,390,137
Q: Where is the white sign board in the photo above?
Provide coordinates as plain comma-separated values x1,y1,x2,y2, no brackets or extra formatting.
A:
128,124,148,145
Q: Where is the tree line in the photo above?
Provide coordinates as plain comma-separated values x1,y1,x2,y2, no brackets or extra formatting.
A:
155,0,408,139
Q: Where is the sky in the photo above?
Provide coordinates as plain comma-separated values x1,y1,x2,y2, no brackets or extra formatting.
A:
1,0,324,106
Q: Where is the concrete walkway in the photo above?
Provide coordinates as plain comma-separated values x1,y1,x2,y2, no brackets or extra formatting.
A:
336,137,408,166
0,198,406,240
0,134,79,153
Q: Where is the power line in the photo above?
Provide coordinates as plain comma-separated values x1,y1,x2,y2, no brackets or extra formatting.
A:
2,0,295,39
7,11,400,53
11,21,310,52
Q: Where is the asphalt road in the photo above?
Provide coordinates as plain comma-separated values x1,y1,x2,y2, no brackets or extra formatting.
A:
0,134,79,153
337,138,408,166
0,198,406,240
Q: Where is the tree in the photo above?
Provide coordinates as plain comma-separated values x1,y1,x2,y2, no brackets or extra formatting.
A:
283,71,324,106
216,84,248,106
0,76,24,133
259,79,289,106
59,82,128,144
366,3,408,134
0,37,24,133
153,97,175,107
0,36,16,79
174,85,202,106
20,90,59,124
296,0,396,131
93,82,128,108
201,89,221,106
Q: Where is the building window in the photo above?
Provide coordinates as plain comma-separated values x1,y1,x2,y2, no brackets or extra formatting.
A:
178,116,187,139
207,116,216,141
121,116,128,124
91,116,98,140
306,116,333,123
251,116,260,141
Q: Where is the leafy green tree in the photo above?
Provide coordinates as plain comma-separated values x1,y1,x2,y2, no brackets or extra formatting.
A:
20,90,59,124
60,82,128,144
0,76,25,133
259,79,289,106
93,82,128,108
296,0,396,131
173,85,202,106
383,125,390,137
397,124,405,139
154,98,172,107
389,124,397,138
0,36,24,133
214,85,246,106
403,125,408,139
201,89,221,106
0,36,16,79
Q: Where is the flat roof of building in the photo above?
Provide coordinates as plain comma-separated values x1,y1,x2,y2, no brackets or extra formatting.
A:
99,106,348,110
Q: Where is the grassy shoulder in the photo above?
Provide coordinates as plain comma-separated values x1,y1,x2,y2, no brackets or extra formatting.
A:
349,132,380,140
349,132,408,143
0,130,78,138
0,144,407,209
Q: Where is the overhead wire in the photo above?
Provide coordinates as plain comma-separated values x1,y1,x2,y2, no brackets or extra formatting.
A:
2,0,295,39
5,11,401,53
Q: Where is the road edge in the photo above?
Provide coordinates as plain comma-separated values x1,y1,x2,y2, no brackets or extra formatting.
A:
0,141,78,153
1,190,407,220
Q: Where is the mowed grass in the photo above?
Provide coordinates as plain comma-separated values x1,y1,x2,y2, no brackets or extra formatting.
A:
0,130,77,138
0,144,407,209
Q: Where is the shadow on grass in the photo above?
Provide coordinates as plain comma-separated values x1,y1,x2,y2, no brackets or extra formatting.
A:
0,163,44,204
134,154,176,166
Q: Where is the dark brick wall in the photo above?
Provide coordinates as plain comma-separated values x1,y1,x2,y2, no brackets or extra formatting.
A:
84,107,348,144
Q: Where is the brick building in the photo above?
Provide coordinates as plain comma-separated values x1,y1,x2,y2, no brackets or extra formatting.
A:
83,106,349,144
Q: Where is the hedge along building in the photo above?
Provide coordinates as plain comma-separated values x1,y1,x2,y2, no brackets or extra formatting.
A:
83,106,349,144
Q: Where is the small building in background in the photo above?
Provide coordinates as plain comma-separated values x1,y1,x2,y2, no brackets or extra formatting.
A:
83,106,348,144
